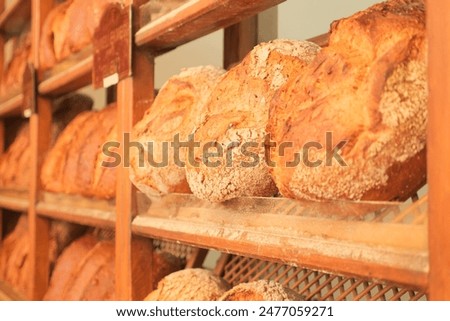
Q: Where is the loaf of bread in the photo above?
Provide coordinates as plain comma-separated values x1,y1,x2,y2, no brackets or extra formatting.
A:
44,235,182,300
130,66,225,196
40,0,122,70
220,280,304,301
0,31,32,97
145,269,230,301
268,0,427,202
0,94,92,192
185,40,320,202
41,104,117,199
0,215,86,296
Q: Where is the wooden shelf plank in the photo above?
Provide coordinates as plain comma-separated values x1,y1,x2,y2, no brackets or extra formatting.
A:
0,189,29,212
135,0,285,52
132,193,429,289
36,192,115,229
0,0,31,37
38,55,93,97
0,93,23,118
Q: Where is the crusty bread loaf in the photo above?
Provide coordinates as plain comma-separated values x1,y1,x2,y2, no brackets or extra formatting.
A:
44,234,98,300
44,235,182,301
185,40,320,202
220,280,304,301
268,0,427,202
130,66,225,196
40,0,121,70
145,269,230,301
0,94,92,192
0,215,86,296
0,31,32,97
41,104,117,199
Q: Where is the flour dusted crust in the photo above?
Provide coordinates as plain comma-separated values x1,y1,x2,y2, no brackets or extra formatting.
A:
130,66,225,196
185,40,321,202
268,0,427,201
220,280,304,301
144,268,230,301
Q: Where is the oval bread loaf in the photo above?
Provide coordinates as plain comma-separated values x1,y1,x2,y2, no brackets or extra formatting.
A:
144,268,230,301
268,0,427,201
130,66,225,196
185,40,321,203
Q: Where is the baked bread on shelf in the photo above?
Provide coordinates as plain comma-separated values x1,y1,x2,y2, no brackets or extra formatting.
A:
130,66,225,196
41,104,117,199
268,0,427,201
0,215,86,297
44,235,182,300
144,268,230,301
0,31,32,98
39,0,123,70
185,40,321,203
219,280,304,301
0,94,93,192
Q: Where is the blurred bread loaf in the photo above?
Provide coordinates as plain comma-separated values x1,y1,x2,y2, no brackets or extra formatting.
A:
185,40,320,202
145,268,230,301
41,104,117,199
39,0,122,70
0,94,92,191
220,280,304,301
130,66,225,196
268,0,427,201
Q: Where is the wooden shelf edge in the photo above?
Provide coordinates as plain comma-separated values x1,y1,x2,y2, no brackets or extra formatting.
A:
132,193,429,290
0,0,31,37
0,189,29,212
36,193,116,229
0,93,24,118
38,56,93,97
135,0,285,51
0,280,26,301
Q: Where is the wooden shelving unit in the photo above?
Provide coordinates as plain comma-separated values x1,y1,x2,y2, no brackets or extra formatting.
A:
0,0,449,301
0,93,24,118
0,0,31,38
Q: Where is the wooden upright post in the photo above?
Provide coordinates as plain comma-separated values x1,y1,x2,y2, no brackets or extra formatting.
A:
115,0,154,300
28,0,53,300
223,16,258,70
427,0,450,300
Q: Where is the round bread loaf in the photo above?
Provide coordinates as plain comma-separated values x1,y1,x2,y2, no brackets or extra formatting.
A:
185,40,320,202
220,280,304,301
144,268,230,301
268,0,427,202
130,66,225,196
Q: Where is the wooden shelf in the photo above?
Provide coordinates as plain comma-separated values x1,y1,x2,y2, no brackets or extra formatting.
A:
133,193,428,289
38,50,93,97
36,192,115,229
0,189,28,212
135,0,284,53
0,0,31,38
0,93,23,118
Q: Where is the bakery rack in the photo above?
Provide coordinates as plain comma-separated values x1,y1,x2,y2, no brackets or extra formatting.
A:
0,0,448,301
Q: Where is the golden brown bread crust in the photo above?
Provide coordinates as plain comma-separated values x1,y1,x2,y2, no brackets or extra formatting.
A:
145,269,230,301
44,236,182,300
130,66,225,196
41,104,117,199
40,0,120,70
268,0,427,201
0,215,86,297
44,234,98,300
219,280,304,301
0,31,32,97
185,40,320,202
